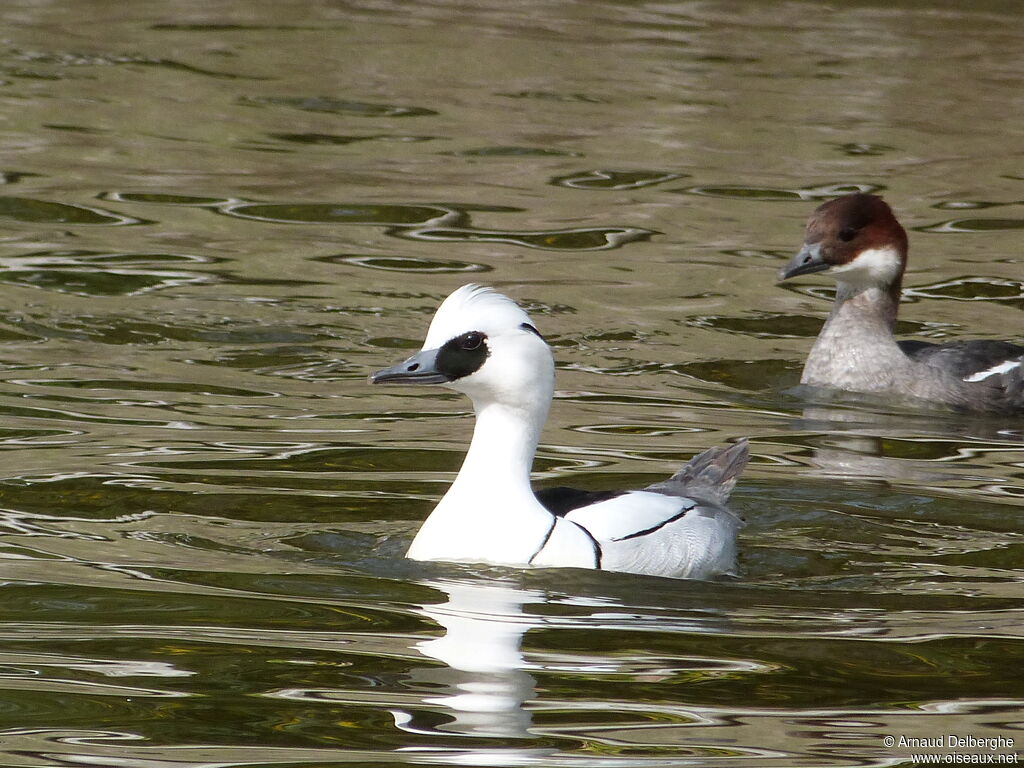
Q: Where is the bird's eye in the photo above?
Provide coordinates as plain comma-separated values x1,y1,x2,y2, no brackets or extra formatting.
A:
459,331,484,350
838,227,858,242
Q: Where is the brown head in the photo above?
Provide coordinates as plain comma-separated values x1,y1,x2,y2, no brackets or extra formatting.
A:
779,193,909,299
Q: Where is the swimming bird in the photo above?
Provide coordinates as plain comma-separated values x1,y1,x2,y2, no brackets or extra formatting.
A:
780,193,1024,412
371,284,748,579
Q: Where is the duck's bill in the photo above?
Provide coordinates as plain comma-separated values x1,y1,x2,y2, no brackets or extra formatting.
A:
370,348,449,385
779,242,830,280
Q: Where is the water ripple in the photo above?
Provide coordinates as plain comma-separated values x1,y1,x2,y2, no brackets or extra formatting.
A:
829,142,897,156
919,217,1024,233
673,182,884,201
99,191,239,207
0,197,145,226
904,276,1024,305
218,201,463,227
267,132,438,145
932,200,1015,211
390,225,655,251
318,255,491,273
687,313,828,339
447,146,580,157
551,170,687,190
8,49,262,80
0,250,216,296
240,95,438,117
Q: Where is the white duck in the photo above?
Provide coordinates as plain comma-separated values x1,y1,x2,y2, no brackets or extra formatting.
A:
371,284,748,580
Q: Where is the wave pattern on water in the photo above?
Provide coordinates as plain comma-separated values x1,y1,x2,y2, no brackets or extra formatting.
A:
1,1,1024,767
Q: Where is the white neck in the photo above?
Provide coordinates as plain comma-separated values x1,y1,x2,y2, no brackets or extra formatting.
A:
452,399,547,492
407,395,554,563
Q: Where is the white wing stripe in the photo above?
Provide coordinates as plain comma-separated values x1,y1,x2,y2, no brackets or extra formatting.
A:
964,359,1021,382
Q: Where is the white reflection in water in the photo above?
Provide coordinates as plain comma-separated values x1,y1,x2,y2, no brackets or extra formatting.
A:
408,579,548,738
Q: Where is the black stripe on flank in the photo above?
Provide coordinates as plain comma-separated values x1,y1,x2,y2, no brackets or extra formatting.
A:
520,322,544,340
435,331,489,380
528,517,558,565
613,504,695,542
569,520,602,568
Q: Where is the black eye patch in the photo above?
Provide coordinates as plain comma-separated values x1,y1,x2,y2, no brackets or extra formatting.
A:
436,331,490,380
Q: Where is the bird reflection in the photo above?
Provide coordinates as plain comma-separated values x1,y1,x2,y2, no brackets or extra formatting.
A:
790,392,1023,486
403,578,545,738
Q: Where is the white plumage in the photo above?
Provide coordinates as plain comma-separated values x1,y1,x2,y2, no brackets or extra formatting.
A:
372,284,747,580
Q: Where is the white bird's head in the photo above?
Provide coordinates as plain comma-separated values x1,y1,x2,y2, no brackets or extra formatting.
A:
371,285,554,412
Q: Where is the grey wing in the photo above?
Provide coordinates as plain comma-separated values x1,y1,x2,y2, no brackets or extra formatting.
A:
565,491,742,580
900,339,1024,381
901,339,1024,410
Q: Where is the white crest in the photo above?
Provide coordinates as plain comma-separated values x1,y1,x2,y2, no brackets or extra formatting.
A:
424,284,536,349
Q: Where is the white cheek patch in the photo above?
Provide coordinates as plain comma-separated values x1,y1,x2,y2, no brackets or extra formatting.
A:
831,246,902,285
964,359,1021,382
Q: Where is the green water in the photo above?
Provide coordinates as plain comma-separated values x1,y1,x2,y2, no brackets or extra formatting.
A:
0,1,1022,766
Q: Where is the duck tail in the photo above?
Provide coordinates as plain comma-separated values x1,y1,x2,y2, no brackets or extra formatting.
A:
647,439,750,506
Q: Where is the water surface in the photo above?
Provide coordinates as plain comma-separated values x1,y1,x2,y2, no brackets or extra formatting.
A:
1,1,1023,766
